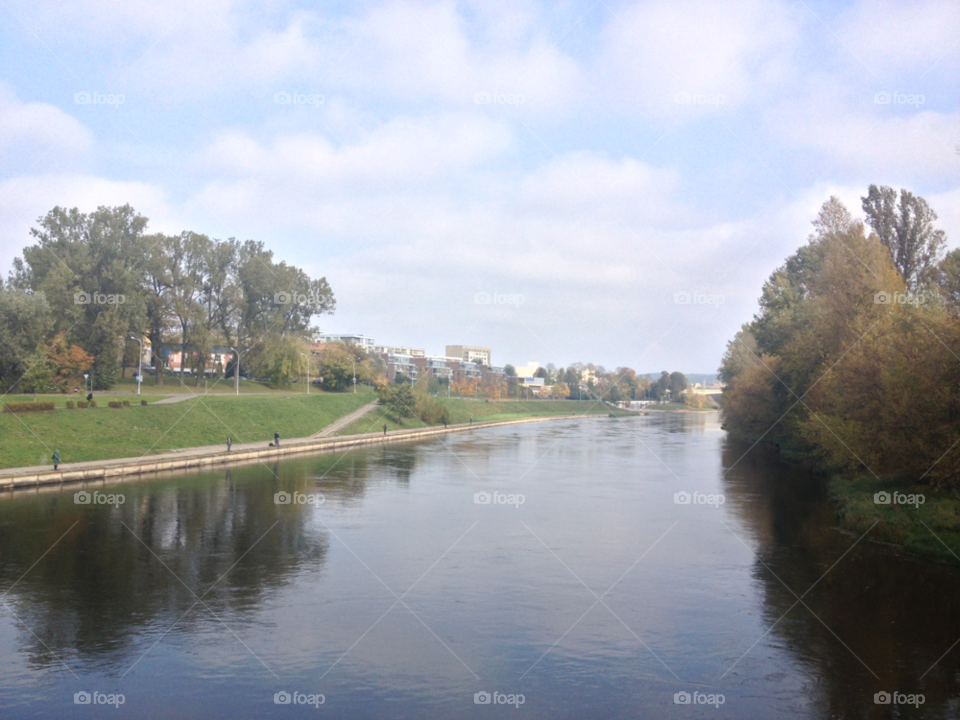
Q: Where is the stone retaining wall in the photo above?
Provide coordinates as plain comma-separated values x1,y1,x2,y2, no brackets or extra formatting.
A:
0,414,605,492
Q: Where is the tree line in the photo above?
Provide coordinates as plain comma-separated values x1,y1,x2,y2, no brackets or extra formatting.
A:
720,186,959,487
0,205,334,392
397,362,692,403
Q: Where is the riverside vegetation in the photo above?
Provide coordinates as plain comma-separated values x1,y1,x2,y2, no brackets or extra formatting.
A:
720,186,960,560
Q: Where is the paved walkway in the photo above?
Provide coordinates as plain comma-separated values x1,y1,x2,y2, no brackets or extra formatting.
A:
0,413,607,490
312,400,379,437
151,395,197,404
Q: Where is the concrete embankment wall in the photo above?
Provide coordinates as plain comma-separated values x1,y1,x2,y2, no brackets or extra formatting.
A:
0,414,605,493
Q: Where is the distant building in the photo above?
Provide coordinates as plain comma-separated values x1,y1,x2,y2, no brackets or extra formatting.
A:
445,345,491,366
379,352,504,385
374,345,425,357
316,333,375,349
514,362,541,379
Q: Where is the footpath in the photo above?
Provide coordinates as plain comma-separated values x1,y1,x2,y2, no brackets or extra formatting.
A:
0,413,606,492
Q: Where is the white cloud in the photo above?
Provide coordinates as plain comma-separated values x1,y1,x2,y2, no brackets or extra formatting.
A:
595,0,799,115
0,174,171,274
838,0,960,77
0,85,92,170
767,82,959,182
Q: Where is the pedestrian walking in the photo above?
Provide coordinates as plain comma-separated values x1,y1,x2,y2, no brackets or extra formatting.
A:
383,424,387,436
274,431,280,447
53,450,60,470
227,436,232,452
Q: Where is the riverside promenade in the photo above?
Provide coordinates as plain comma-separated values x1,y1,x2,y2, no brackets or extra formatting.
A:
0,413,606,492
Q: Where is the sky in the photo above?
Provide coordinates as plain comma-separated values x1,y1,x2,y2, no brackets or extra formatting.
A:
0,0,957,373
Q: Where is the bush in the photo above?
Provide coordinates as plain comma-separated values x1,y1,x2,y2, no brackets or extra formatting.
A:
77,400,88,409
2,401,55,413
108,401,122,409
122,400,130,407
66,400,75,409
89,399,97,408
141,399,148,406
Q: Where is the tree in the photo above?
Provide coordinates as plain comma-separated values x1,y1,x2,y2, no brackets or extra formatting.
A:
935,248,960,314
10,205,148,389
503,364,516,377
669,371,688,400
21,335,94,393
0,288,53,391
862,185,946,288
552,382,570,399
316,343,368,390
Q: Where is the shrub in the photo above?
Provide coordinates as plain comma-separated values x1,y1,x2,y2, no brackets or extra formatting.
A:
122,400,130,407
65,400,75,409
2,401,55,413
77,400,88,409
141,399,148,406
89,399,98,408
108,401,122,409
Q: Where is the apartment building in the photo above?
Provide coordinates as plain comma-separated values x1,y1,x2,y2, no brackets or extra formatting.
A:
445,345,492,366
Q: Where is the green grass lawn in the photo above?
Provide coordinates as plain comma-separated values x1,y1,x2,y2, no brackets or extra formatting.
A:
109,375,323,395
0,389,374,469
339,398,631,435
830,474,960,563
1,394,167,408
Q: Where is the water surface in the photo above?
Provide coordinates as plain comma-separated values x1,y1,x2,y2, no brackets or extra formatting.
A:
1,414,957,718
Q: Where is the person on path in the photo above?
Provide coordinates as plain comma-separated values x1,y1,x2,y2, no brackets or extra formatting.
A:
53,450,60,470
227,436,232,452
274,431,280,447
383,424,387,436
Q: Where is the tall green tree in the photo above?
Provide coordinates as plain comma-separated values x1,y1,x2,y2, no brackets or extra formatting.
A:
10,205,148,389
862,185,946,288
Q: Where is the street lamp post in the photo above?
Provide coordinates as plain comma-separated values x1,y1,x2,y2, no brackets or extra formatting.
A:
129,336,143,395
352,357,356,393
230,348,239,396
83,373,89,394
300,353,309,394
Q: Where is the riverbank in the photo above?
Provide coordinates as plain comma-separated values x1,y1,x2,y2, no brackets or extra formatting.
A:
0,391,376,469
0,413,607,493
338,398,638,434
829,474,960,563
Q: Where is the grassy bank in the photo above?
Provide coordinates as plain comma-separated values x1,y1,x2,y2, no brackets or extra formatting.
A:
830,475,960,563
0,389,374,469
339,398,636,435
108,376,321,395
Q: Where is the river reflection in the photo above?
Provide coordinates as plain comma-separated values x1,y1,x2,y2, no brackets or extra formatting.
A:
0,415,958,718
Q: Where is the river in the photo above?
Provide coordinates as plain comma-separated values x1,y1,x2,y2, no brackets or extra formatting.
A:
0,413,957,718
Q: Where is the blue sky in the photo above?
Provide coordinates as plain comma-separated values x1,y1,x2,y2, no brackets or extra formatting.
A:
1,0,957,372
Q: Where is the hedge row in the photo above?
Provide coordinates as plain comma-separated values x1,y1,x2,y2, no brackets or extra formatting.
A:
2,402,55,413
